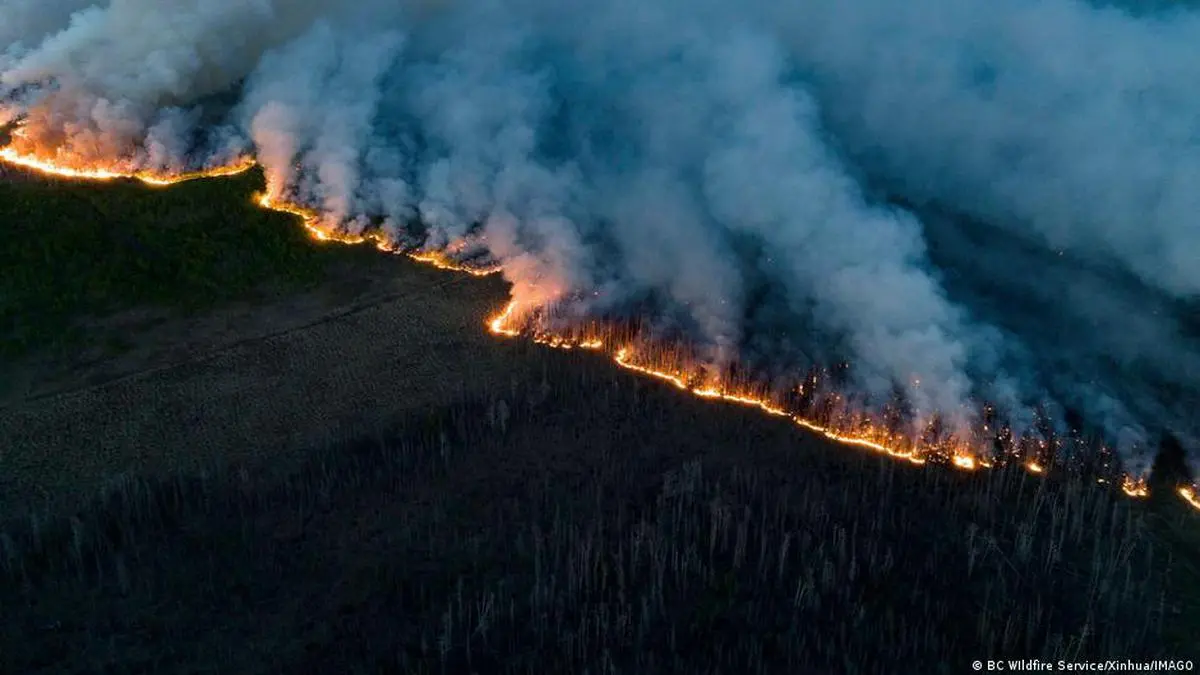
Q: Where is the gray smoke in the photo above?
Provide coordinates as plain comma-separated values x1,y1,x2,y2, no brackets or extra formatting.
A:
1,0,1196,478
761,0,1200,472
765,0,1200,299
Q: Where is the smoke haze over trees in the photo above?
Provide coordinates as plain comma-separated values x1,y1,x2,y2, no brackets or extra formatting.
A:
2,0,1197,478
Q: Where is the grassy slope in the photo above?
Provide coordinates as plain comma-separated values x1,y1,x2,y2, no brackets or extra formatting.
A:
0,170,1197,673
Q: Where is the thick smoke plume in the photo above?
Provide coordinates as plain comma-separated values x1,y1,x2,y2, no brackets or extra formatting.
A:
2,0,1197,479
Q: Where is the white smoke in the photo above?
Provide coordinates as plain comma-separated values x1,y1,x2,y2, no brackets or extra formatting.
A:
1,0,1197,476
0,0,344,166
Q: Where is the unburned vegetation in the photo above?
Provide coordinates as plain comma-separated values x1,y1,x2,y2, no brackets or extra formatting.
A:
0,166,327,360
0,168,1197,674
2,344,1199,673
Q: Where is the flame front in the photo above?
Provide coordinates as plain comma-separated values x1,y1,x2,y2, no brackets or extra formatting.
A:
488,301,522,337
0,144,501,273
409,250,501,277
484,294,1187,503
0,147,256,185
1180,486,1200,512
953,455,978,471
1121,475,1150,499
495,304,933,467
0,145,1194,514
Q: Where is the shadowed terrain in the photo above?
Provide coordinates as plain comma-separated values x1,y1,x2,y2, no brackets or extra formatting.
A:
1,169,1197,673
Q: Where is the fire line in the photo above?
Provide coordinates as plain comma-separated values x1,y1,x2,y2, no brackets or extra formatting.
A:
1,148,1195,514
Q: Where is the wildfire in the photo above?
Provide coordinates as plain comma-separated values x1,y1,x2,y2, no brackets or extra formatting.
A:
489,301,604,348
484,305,1200,514
488,301,522,337
0,144,497,272
792,415,927,466
1180,486,1200,512
1121,475,1150,499
0,147,255,185
482,299,1200,501
491,304,934,467
256,190,499,275
533,334,604,350
255,191,397,255
613,346,690,391
409,250,501,277
1,144,1196,515
953,455,978,471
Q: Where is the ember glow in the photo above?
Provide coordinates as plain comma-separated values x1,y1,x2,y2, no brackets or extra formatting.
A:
1121,476,1150,499
1,144,1196,511
408,251,501,277
2,0,1198,513
1181,487,1200,513
482,299,1190,495
0,146,256,185
610,346,927,468
1,140,497,271
257,193,502,275
953,455,979,471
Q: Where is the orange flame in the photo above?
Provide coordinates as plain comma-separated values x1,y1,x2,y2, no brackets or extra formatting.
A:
488,300,522,337
408,250,501,277
488,301,604,349
1180,486,1200,512
1121,475,1150,499
0,146,500,274
1,146,1194,514
0,147,256,185
490,304,931,466
483,302,1200,504
953,455,978,471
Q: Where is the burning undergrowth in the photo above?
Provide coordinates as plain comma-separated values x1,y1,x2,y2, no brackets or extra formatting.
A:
1,0,1198,505
489,300,1155,492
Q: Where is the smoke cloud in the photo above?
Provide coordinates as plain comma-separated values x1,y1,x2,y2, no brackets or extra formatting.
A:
1,0,1196,477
